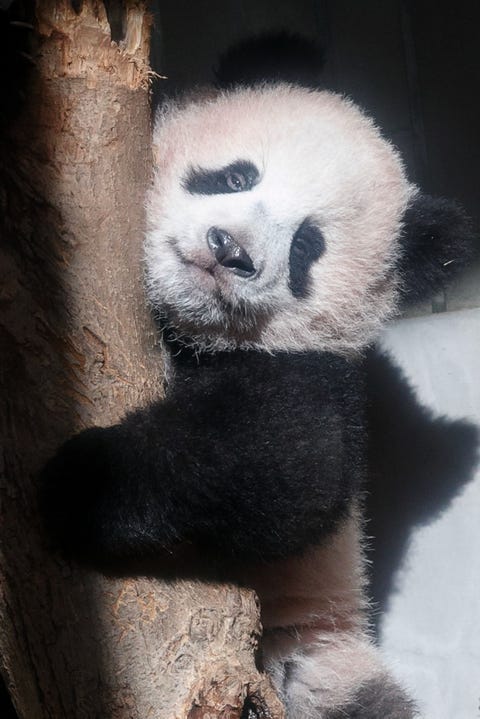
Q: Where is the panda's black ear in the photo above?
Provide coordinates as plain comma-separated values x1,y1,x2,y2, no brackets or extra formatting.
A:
397,193,477,306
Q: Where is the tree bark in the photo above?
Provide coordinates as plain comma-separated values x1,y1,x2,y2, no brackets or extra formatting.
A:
0,2,284,717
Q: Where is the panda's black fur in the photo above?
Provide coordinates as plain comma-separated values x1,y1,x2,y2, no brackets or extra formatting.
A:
40,33,478,719
42,348,365,564
398,194,475,306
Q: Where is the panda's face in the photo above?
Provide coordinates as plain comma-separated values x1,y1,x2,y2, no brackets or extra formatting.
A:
146,85,414,354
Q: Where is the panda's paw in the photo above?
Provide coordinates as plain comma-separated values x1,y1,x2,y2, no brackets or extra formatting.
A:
266,641,418,719
39,427,116,562
324,676,419,718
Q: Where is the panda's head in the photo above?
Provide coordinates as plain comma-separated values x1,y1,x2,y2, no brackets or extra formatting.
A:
146,84,474,355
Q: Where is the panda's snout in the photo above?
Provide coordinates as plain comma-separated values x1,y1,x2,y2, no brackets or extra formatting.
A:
207,226,256,278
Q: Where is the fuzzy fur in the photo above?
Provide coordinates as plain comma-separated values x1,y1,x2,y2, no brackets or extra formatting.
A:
41,349,365,563
40,59,477,719
146,84,415,355
324,675,418,719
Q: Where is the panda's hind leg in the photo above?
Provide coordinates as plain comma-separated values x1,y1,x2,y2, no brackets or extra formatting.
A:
324,673,418,719
244,510,418,718
264,633,417,718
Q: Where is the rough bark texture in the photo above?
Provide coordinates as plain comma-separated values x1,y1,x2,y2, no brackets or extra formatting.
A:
0,2,284,717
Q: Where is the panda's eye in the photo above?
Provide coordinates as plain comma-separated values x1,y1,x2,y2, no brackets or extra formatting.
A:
184,160,259,195
291,222,325,258
225,171,247,192
292,235,309,256
289,219,326,299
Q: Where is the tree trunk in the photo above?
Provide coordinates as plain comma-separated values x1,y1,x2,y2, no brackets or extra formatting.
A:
0,2,284,717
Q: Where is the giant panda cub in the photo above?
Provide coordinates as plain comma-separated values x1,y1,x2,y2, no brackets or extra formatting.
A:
42,37,477,719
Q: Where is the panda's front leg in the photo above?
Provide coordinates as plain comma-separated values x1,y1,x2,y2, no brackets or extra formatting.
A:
40,350,362,568
39,395,232,565
245,511,418,718
39,418,182,565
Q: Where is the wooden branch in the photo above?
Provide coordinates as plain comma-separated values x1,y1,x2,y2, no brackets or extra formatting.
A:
0,2,284,717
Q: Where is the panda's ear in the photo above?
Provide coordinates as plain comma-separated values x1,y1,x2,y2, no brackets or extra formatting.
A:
397,193,478,306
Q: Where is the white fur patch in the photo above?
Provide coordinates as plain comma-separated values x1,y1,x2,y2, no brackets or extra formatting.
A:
145,84,415,354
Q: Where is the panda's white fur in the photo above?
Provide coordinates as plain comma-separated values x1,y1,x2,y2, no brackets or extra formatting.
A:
146,84,416,356
145,84,419,718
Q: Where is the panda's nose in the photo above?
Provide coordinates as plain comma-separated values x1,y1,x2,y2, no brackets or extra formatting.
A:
206,227,256,278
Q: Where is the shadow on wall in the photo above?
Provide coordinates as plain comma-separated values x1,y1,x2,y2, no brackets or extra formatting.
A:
365,349,478,629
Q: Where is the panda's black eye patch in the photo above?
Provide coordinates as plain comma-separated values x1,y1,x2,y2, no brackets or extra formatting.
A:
289,219,325,299
183,160,259,195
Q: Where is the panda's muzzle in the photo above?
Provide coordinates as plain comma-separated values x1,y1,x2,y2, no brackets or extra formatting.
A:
207,226,256,278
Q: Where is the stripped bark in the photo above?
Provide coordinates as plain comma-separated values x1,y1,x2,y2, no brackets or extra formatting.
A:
0,2,284,717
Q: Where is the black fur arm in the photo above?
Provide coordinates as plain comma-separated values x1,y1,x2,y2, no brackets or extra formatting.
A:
398,193,477,306
40,351,365,567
